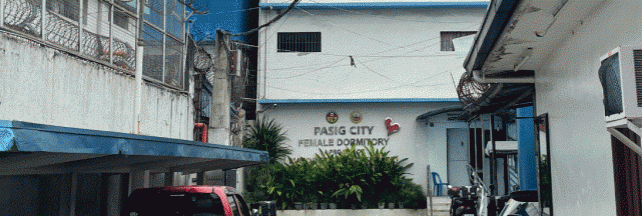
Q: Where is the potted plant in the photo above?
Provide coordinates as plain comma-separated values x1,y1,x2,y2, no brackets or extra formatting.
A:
329,202,337,209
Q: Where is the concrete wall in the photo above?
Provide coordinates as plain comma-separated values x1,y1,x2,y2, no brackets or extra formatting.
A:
262,101,469,192
532,0,640,214
0,33,193,139
257,6,485,100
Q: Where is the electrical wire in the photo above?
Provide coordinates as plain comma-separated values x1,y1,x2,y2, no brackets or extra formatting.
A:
296,7,395,46
306,0,467,23
266,64,465,95
211,6,261,15
353,57,399,83
232,0,301,36
267,82,450,96
248,23,479,71
266,56,347,79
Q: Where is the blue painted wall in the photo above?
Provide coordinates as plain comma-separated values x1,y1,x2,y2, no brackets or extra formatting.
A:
189,0,254,42
517,106,537,191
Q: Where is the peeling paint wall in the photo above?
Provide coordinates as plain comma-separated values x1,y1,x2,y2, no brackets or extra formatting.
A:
534,0,629,215
0,33,193,139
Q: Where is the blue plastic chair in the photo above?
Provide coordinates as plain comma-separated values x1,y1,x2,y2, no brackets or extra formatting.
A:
431,172,448,196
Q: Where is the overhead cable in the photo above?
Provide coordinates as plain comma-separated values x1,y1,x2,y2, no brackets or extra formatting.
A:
232,0,301,36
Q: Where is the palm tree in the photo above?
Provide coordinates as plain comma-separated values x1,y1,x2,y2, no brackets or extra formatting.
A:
243,117,291,164
243,117,291,202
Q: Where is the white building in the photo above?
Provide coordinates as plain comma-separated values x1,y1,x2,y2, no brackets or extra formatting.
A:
0,0,267,215
256,0,488,193
458,0,642,215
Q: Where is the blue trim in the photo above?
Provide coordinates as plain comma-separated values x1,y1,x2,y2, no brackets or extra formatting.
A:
260,2,490,10
517,107,537,191
0,120,269,163
464,0,521,71
258,98,460,104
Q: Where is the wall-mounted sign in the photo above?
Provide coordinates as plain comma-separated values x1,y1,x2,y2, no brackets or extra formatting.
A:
297,124,390,155
326,111,338,124
350,111,362,124
385,117,400,136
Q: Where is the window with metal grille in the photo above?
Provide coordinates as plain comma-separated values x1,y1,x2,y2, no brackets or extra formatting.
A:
47,0,80,22
440,31,477,51
113,10,130,30
277,32,321,52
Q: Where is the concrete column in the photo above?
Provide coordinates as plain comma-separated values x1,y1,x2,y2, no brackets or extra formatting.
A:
196,171,205,185
106,175,123,216
236,167,245,193
69,173,78,216
209,30,231,146
517,106,537,191
129,170,150,194
164,171,175,186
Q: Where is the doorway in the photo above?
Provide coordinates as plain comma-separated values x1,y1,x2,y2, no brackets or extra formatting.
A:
448,128,471,186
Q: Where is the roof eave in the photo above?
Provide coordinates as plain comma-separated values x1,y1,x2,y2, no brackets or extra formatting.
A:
259,2,490,10
463,0,522,72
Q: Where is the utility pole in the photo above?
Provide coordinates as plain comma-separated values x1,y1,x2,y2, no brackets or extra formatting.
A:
209,29,232,146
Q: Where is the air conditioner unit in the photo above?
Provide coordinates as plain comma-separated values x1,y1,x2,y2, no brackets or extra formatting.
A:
599,46,642,127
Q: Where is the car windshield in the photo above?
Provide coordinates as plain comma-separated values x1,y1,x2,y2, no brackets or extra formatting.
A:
124,191,225,216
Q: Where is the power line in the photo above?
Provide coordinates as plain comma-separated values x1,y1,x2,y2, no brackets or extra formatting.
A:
267,82,450,96
306,0,468,23
265,65,464,95
266,57,347,79
232,0,301,36
296,7,395,46
211,6,261,15
249,25,478,71
353,57,399,83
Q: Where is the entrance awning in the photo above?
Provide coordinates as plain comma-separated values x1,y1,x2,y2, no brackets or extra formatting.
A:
0,120,269,175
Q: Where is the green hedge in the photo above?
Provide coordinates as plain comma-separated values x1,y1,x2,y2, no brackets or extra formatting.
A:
263,144,427,209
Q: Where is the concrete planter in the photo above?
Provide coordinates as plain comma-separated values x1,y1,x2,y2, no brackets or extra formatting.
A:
277,209,428,216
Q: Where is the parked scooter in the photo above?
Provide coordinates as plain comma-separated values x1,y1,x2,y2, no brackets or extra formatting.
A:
447,185,478,216
447,165,490,216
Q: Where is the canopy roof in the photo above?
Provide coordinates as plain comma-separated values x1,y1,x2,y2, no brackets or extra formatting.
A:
0,120,269,175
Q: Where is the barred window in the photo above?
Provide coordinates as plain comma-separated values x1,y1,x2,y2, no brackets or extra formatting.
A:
278,32,321,52
47,0,80,21
113,10,130,30
440,31,477,51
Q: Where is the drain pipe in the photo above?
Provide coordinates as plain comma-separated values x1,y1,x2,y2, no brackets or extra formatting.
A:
472,70,535,84
194,123,208,143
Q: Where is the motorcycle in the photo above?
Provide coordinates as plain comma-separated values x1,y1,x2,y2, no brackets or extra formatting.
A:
450,164,544,216
447,165,490,216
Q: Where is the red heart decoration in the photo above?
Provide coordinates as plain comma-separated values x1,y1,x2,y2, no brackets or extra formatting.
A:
385,117,400,135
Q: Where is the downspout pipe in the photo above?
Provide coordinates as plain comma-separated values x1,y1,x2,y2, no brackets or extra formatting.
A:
472,70,535,84
194,123,208,143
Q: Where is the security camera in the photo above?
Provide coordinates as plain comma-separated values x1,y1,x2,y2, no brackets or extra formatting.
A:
272,103,278,108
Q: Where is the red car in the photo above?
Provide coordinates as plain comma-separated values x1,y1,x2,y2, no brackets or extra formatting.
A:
122,186,252,216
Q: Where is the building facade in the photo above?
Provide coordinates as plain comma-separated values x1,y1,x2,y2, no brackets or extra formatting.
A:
0,0,267,215
457,0,642,215
256,0,488,192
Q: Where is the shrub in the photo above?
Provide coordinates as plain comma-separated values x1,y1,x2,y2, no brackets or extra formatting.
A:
262,143,426,209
